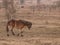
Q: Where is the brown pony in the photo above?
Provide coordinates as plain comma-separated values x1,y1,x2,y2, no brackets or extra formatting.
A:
6,19,32,37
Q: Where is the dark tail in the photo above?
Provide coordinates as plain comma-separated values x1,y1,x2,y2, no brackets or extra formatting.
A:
6,23,9,36
6,24,9,32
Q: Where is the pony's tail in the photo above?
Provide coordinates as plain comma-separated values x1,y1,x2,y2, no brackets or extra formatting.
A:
6,23,10,36
6,24,9,32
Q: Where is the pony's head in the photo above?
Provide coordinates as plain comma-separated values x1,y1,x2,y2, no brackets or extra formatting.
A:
27,22,32,30
20,20,32,30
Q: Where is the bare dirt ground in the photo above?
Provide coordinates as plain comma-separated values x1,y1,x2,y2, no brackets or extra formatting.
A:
0,27,60,45
0,8,60,45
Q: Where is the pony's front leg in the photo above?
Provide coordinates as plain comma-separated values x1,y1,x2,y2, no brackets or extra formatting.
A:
21,31,23,37
17,29,23,37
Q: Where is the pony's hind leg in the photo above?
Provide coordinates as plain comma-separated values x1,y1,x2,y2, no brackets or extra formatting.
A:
11,27,15,35
11,30,15,35
7,29,9,36
11,29,15,35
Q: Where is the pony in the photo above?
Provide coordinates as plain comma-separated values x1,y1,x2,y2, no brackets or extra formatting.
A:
6,19,32,37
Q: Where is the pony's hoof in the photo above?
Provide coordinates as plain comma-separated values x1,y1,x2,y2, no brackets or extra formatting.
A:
13,34,15,35
17,34,19,36
7,34,9,36
12,33,15,35
21,35,23,37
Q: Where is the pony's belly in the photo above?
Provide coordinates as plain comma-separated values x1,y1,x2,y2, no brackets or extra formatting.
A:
15,25,24,29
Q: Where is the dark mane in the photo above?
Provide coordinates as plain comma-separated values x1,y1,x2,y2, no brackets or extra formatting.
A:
19,20,32,25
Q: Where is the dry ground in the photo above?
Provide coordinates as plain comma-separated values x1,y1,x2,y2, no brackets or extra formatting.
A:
0,8,60,45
